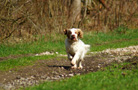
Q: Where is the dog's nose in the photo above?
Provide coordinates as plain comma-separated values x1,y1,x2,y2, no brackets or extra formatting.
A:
71,35,75,37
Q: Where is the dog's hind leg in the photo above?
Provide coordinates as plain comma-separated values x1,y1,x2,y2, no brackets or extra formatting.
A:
78,60,83,69
78,52,85,69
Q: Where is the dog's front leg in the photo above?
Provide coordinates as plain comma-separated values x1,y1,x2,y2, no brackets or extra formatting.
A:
68,54,73,61
71,52,80,68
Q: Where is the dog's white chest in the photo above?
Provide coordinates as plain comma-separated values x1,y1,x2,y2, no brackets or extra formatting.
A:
65,39,83,55
68,43,78,53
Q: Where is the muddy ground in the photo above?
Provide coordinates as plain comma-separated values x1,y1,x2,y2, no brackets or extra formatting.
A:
0,46,138,90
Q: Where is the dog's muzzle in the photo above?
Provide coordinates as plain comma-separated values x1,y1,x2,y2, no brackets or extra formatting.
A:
71,35,76,40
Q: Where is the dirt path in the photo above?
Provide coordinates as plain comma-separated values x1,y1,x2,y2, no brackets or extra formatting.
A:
0,46,138,90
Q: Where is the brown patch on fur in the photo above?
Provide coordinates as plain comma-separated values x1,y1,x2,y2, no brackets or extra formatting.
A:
77,29,83,38
64,29,71,39
64,29,67,35
67,30,72,39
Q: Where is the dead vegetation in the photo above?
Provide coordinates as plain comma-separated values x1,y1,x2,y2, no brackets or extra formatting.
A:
0,0,138,43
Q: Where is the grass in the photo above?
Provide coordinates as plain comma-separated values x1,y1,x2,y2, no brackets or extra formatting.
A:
26,57,138,90
0,28,138,57
0,55,57,71
82,29,138,51
0,39,65,57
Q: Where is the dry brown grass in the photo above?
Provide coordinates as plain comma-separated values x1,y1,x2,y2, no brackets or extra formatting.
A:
0,0,138,43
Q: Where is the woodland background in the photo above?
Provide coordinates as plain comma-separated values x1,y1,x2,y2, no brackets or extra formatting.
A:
0,0,138,43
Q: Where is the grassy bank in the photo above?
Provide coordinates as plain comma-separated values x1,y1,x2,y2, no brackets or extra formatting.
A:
0,29,138,57
26,57,138,90
0,37,65,57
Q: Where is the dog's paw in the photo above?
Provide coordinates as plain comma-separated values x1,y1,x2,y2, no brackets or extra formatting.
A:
71,60,76,65
78,66,83,69
69,56,73,60
68,55,73,61
71,66,77,69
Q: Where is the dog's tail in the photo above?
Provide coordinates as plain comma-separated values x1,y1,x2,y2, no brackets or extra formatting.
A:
85,44,90,53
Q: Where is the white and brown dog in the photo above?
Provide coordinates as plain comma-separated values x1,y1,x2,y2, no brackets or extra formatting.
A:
64,28,90,69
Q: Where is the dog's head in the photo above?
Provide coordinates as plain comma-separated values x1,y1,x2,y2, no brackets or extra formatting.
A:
64,28,83,41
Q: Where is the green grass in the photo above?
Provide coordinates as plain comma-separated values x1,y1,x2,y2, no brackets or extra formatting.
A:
26,57,138,90
82,29,138,51
0,28,138,57
0,40,65,57
0,55,56,71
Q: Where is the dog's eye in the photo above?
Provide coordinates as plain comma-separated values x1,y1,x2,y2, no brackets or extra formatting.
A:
69,31,72,34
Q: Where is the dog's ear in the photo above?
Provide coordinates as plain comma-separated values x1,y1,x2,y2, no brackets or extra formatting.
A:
78,29,83,38
64,29,67,35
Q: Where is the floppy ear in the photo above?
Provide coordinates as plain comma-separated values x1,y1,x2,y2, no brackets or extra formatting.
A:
64,29,67,35
78,29,83,38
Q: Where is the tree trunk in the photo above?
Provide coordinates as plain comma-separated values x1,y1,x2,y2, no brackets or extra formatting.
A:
67,0,81,28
